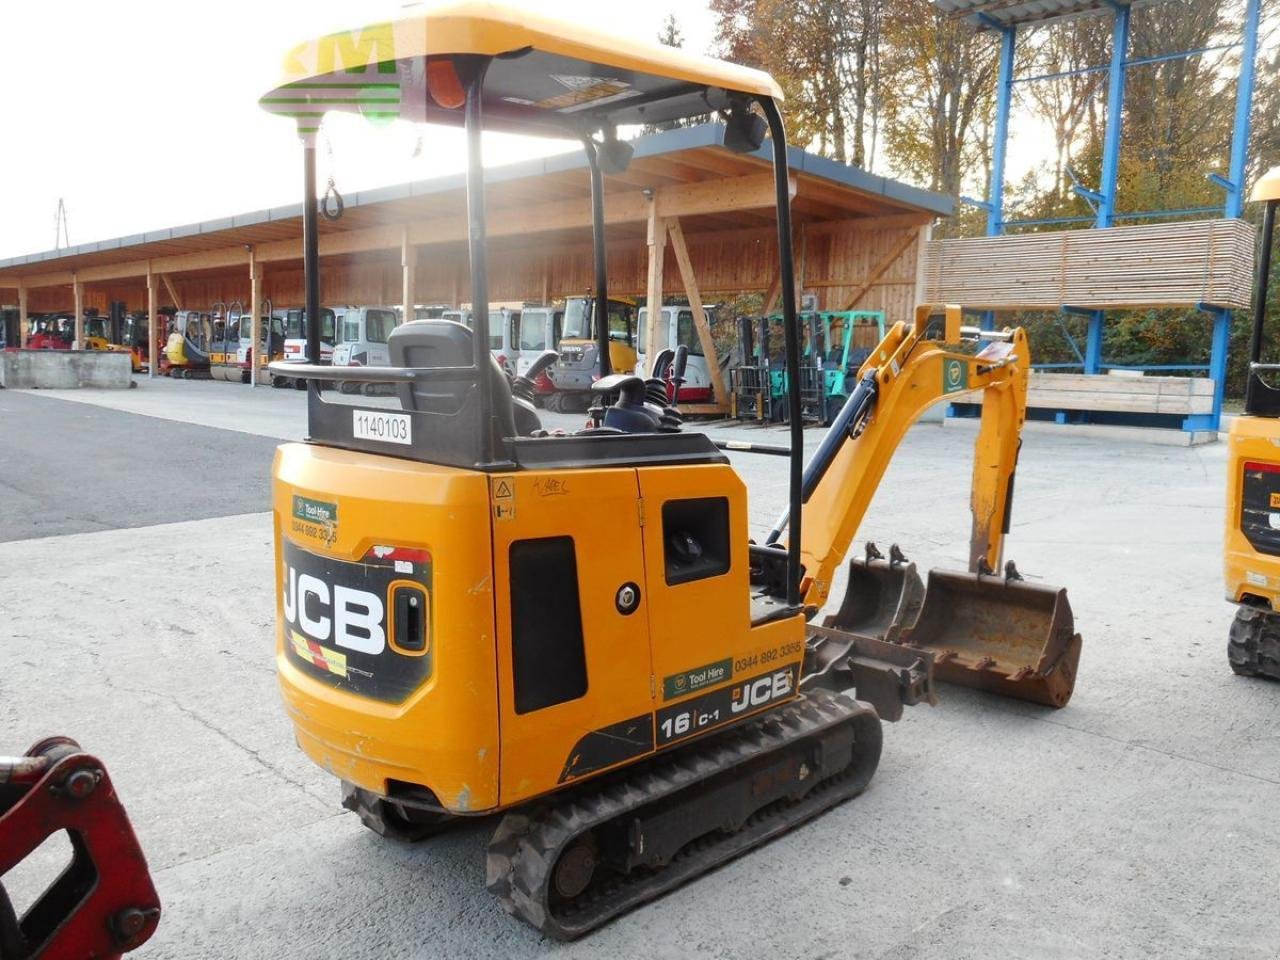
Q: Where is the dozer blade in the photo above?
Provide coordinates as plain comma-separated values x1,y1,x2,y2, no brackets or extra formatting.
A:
823,543,925,642
902,568,1082,708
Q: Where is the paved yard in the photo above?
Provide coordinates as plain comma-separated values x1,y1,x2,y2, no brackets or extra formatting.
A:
0,379,1273,959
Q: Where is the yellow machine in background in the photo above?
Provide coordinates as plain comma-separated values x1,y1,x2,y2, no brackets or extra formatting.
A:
263,3,1083,940
1225,165,1280,680
545,295,638,413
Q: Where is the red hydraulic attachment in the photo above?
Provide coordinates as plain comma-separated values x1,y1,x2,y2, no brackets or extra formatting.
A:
0,738,160,959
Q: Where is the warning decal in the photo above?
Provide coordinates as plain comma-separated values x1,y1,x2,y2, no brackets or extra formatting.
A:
493,476,515,522
535,75,643,113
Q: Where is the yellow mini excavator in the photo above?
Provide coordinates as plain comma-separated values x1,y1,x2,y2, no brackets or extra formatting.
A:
263,4,1083,939
1225,165,1280,680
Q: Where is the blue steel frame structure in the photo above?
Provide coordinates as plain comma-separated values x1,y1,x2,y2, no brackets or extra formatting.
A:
961,0,1263,432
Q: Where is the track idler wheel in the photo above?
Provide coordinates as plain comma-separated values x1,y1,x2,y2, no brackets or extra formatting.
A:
340,781,453,842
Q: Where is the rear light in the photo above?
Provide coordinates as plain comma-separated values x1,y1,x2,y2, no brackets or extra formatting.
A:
391,585,429,653
426,58,466,110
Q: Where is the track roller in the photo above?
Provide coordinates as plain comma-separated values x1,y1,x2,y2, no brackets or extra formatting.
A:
486,690,881,940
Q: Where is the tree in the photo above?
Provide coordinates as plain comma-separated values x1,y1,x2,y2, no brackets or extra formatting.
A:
710,0,884,166
658,12,684,49
1023,16,1108,201
641,13,702,133
879,1,999,196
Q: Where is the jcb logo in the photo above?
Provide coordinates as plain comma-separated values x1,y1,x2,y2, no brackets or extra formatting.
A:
282,566,385,655
730,669,792,714
283,23,398,78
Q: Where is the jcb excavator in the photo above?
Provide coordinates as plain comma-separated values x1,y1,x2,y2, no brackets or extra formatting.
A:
263,4,1082,940
1225,165,1280,680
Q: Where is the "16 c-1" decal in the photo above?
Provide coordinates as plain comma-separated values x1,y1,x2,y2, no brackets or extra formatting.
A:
654,663,799,747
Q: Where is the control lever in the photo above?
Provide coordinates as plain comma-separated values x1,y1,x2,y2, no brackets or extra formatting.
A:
670,345,689,407
510,349,559,404
650,348,675,380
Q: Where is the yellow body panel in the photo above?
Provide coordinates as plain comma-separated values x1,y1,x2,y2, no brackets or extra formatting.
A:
608,341,638,375
264,2,782,109
273,445,805,812
489,468,655,802
273,443,500,813
1225,415,1280,607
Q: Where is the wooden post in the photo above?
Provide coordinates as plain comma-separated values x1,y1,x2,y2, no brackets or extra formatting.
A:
762,271,782,315
147,268,158,379
72,275,83,349
667,218,728,412
17,283,27,348
541,255,550,305
161,274,182,311
401,229,417,323
644,194,667,366
249,249,262,386
796,222,808,307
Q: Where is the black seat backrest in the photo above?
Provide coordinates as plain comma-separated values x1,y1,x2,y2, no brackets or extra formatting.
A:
388,319,517,439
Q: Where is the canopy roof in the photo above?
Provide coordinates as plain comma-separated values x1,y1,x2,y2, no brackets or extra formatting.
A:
933,0,1163,29
261,1,784,136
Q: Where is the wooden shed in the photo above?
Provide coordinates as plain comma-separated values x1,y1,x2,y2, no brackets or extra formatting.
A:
0,123,950,407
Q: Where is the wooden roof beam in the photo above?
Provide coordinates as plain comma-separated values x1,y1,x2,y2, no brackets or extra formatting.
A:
253,172,795,265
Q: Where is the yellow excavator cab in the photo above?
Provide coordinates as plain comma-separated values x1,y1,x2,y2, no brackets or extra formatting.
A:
262,4,1082,939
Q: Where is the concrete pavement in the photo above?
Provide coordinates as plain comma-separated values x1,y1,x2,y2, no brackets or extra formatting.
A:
1,382,1274,959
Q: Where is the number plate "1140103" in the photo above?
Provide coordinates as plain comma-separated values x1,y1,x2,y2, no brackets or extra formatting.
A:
352,410,412,445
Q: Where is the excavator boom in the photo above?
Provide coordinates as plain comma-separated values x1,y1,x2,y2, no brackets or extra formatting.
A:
787,305,1082,707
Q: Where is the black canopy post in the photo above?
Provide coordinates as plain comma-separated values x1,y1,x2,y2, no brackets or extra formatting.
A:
1249,199,1276,367
302,142,321,366
757,97,803,608
583,137,612,377
459,56,494,461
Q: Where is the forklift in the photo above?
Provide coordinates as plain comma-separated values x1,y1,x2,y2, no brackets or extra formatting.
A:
1225,165,1280,680
814,310,887,426
264,4,1082,939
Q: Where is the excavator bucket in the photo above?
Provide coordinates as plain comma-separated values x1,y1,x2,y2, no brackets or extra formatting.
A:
902,569,1082,708
823,543,925,642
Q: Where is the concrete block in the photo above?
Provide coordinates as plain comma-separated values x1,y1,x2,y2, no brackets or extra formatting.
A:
0,350,133,389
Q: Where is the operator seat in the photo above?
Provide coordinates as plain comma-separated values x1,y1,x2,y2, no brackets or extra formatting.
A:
388,319,518,438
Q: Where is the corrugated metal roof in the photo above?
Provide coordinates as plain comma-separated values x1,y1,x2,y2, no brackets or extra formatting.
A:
933,0,1144,29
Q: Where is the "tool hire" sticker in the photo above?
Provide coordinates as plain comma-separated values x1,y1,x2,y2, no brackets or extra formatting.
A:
654,664,798,747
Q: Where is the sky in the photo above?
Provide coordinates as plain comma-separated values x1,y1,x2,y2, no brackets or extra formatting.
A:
0,1,1048,263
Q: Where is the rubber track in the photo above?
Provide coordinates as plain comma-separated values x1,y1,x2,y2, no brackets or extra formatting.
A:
485,690,882,940
1229,606,1280,680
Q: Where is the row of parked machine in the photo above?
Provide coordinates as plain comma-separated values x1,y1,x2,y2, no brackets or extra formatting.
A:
6,296,884,427
159,295,723,411
2,302,151,372
729,309,886,426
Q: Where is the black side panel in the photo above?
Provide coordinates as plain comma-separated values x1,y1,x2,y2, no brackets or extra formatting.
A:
558,713,654,783
510,537,589,714
662,497,731,586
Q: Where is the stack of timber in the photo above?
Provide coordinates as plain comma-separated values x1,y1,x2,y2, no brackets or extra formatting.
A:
1022,371,1214,418
923,218,1255,310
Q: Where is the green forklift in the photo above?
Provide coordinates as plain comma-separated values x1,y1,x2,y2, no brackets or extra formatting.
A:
809,310,886,425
